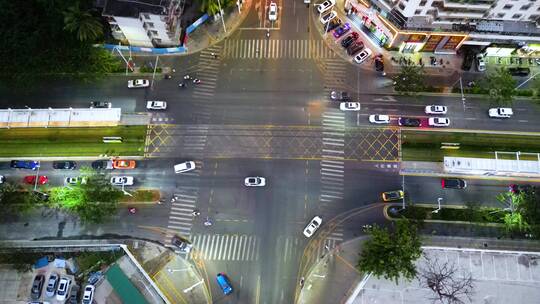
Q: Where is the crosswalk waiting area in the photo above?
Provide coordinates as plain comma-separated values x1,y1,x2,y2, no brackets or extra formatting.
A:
223,39,337,59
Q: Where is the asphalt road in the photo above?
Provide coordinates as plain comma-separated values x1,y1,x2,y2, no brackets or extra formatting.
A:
2,0,540,303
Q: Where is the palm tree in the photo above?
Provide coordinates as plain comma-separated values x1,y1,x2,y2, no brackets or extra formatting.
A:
63,2,103,42
199,0,222,16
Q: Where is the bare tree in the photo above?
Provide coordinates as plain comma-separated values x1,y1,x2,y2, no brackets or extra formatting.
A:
417,254,474,304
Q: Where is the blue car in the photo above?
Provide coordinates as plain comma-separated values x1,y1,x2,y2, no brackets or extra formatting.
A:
10,160,40,170
216,273,233,295
333,23,350,38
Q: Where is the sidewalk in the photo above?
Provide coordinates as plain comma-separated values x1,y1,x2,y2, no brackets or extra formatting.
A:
297,234,540,304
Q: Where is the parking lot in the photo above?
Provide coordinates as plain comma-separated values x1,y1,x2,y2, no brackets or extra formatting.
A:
355,247,540,304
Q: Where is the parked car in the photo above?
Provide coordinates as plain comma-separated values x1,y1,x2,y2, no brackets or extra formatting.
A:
45,273,59,298
339,102,361,111
320,10,336,24
347,41,364,56
425,105,447,115
52,161,76,170
146,101,167,110
316,0,335,13
11,160,39,170
341,32,359,48
330,91,349,101
268,2,278,21
508,67,530,77
398,117,421,127
381,190,404,202
68,284,79,304
30,274,45,300
428,117,450,127
325,18,342,32
303,216,322,237
333,23,350,38
91,160,113,170
56,277,71,301
171,235,193,253
24,175,48,185
112,159,136,169
476,54,486,72
244,177,266,187
82,285,95,304
65,176,87,185
127,79,150,88
441,178,467,189
89,101,111,108
174,161,196,173
0,175,4,184
354,48,372,64
216,273,233,295
374,55,384,71
368,114,390,124
488,107,513,118
110,176,134,186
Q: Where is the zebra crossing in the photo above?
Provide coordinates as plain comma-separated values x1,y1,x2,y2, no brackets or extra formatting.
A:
320,109,345,205
178,125,209,152
192,45,220,123
150,113,174,124
187,234,260,261
166,162,204,239
223,39,336,59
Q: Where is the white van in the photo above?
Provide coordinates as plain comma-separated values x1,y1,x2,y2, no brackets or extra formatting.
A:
174,161,196,173
304,0,310,4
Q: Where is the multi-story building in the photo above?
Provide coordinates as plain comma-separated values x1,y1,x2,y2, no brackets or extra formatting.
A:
101,0,184,48
346,0,540,54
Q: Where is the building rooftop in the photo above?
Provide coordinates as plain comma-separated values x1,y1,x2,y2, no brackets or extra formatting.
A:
103,0,169,18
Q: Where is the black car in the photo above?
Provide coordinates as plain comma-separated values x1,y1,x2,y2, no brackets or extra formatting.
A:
398,117,421,127
341,32,359,48
30,274,45,300
330,91,350,101
53,161,76,170
508,67,530,77
347,41,364,56
441,178,467,189
91,160,113,170
325,18,342,32
90,101,111,108
375,56,384,72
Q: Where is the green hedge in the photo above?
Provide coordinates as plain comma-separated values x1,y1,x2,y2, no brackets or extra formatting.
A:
139,66,162,73
391,205,506,224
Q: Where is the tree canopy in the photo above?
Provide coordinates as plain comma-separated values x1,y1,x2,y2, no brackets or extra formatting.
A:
49,168,123,223
0,0,120,88
392,64,426,95
0,183,41,219
482,68,517,106
357,220,423,283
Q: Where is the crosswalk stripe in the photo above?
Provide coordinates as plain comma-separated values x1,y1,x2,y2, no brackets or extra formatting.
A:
224,39,337,59
321,167,344,173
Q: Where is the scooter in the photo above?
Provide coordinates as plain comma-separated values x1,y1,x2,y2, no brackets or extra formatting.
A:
128,207,137,214
164,74,172,79
193,78,201,84
184,74,193,80
179,82,187,88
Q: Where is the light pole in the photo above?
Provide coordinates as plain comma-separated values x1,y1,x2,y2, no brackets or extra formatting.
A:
150,55,159,90
167,267,191,273
401,174,406,210
183,279,204,293
121,182,133,197
25,106,31,127
216,0,227,33
516,70,540,89
432,197,442,213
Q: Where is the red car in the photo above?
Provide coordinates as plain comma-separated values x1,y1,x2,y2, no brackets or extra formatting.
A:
112,159,136,169
24,175,48,185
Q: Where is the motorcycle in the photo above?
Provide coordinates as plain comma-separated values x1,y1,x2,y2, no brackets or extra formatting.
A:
184,74,192,80
128,207,137,214
193,78,201,84
164,74,172,79
179,82,187,88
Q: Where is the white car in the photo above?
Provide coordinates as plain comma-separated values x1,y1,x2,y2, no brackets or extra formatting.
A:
303,216,322,237
369,114,390,124
425,105,447,115
244,177,266,187
65,176,87,185
489,107,513,118
82,285,95,304
340,102,361,111
56,278,71,301
354,48,372,64
320,10,336,24
317,0,335,13
127,79,150,88
146,101,167,110
110,176,134,186
174,161,196,173
268,2,278,21
476,54,486,72
428,117,450,127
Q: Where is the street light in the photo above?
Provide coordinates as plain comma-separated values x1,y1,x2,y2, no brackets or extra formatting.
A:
167,267,191,273
432,197,442,214
183,279,204,293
